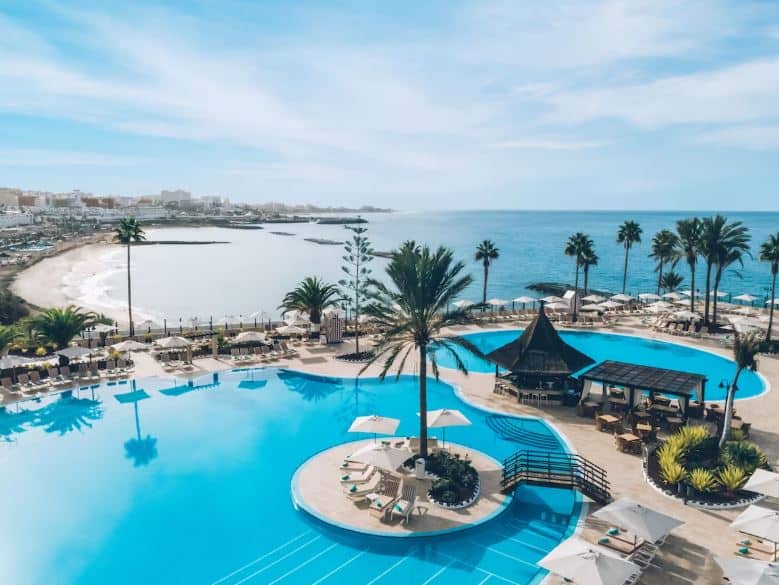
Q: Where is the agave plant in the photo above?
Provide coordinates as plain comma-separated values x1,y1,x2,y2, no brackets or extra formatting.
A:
718,464,747,495
721,440,767,474
659,459,686,486
688,468,718,493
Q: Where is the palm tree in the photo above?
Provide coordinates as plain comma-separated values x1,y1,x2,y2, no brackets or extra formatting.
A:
581,244,599,296
760,233,779,342
699,216,750,325
114,218,146,336
616,220,642,294
719,331,761,447
362,243,484,458
674,218,702,312
659,270,683,293
474,240,500,306
279,277,340,332
564,232,592,321
27,306,96,358
649,230,679,295
712,246,749,326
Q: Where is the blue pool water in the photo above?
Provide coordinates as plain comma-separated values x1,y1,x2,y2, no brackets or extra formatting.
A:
433,330,766,401
0,369,580,585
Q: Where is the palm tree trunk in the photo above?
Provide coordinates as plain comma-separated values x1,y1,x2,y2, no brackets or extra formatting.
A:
482,263,488,307
689,264,696,312
713,268,722,327
719,368,743,448
573,264,580,322
704,261,713,325
134,401,142,441
419,343,429,458
584,265,590,295
656,260,664,296
622,246,629,294
768,271,777,343
126,242,134,336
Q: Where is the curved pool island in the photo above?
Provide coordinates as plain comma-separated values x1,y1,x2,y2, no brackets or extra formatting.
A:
292,439,511,537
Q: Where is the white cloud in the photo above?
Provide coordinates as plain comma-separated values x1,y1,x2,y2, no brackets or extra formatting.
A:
489,139,608,151
695,125,779,150
0,149,145,167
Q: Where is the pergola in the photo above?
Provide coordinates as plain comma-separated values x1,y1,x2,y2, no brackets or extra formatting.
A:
579,360,707,417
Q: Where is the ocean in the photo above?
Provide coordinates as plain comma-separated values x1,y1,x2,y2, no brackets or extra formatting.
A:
90,210,778,324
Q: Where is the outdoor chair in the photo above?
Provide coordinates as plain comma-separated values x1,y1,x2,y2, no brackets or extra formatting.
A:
391,485,417,524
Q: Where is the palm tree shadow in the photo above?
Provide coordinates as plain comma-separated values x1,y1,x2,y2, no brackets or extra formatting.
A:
336,378,376,424
278,369,342,402
31,395,103,435
0,406,36,442
116,383,158,467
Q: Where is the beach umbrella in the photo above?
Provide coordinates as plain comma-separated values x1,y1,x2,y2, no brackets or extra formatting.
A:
767,299,779,307
275,324,307,336
155,336,191,349
710,290,728,298
349,442,408,472
647,301,673,312
744,470,779,499
539,536,640,585
136,319,159,333
715,557,779,585
542,295,563,304
662,292,683,300
673,310,701,321
734,294,758,305
598,300,623,310
547,301,570,311
582,294,606,303
233,331,266,344
453,300,475,309
611,293,633,302
592,497,683,544
730,317,767,333
487,298,509,307
580,304,603,312
638,293,661,301
56,346,94,360
111,340,148,352
424,408,471,447
348,415,400,442
731,506,779,559
513,296,536,304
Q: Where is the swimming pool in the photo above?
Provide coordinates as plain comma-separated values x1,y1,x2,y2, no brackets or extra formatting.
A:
432,329,766,401
0,369,581,585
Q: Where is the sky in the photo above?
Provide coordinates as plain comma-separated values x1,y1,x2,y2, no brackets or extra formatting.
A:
1,0,779,210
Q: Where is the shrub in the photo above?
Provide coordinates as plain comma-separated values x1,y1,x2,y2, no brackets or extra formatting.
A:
676,425,710,448
721,441,768,474
35,346,47,357
718,464,748,495
688,468,718,494
659,459,686,486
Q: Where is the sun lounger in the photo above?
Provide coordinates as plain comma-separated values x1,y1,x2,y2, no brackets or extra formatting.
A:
1,376,22,396
344,473,383,499
47,367,68,387
339,460,369,472
29,370,48,388
339,466,376,484
390,485,417,524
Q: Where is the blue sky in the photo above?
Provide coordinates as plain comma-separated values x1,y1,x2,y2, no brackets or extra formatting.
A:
1,1,779,210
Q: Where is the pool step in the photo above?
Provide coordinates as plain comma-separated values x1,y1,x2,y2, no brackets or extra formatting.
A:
485,415,560,450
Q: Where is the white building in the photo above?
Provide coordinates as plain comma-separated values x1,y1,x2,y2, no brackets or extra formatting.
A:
0,188,22,207
160,189,192,205
0,211,34,228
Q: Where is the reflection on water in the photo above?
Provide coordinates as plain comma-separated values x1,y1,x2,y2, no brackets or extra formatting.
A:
278,369,343,402
115,383,158,467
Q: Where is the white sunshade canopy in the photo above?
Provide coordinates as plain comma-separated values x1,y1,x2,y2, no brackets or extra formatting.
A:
513,296,537,304
582,294,606,302
581,304,604,312
592,497,683,543
647,301,674,312
546,302,570,310
488,298,510,306
111,340,149,352
734,294,758,303
710,290,729,298
662,292,683,300
673,310,701,321
715,557,779,585
276,324,308,335
348,415,400,436
350,442,408,471
767,299,779,307
425,408,471,429
681,290,697,297
598,300,623,309
638,293,661,301
453,300,475,309
744,470,779,499
155,336,192,349
732,506,779,545
539,536,640,585
542,295,564,303
233,331,267,343
611,293,634,302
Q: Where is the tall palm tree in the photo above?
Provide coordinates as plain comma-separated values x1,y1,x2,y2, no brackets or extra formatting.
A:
649,230,679,295
760,233,779,342
362,243,484,458
616,220,642,294
659,270,683,293
720,331,761,447
712,246,749,326
114,218,146,336
564,232,592,321
581,244,599,296
27,306,96,356
279,277,340,332
674,218,702,312
474,240,500,306
699,216,750,325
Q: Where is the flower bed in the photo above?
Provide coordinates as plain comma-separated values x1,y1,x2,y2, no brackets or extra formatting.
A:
403,451,480,509
334,351,375,363
648,425,768,505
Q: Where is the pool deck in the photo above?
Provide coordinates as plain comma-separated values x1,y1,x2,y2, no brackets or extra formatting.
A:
293,439,510,537
5,318,778,584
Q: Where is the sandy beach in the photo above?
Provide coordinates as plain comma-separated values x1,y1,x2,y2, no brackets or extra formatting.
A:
10,242,135,325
